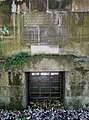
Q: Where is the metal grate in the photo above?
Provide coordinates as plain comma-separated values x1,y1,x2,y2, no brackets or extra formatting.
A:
26,72,65,105
23,25,64,45
23,11,89,46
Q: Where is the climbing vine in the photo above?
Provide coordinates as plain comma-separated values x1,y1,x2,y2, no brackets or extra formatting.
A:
3,52,29,70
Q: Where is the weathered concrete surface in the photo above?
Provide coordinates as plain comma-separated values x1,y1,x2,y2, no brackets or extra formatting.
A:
0,55,89,108
1,11,89,56
23,11,89,56
0,5,89,109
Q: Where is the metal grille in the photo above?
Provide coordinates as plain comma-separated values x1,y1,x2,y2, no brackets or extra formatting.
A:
23,25,64,45
24,25,39,45
26,72,65,104
23,12,89,46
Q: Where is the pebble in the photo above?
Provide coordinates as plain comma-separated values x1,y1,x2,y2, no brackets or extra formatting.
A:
0,107,89,120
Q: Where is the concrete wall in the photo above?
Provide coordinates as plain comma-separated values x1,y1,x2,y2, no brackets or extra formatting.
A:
0,6,89,109
24,55,89,108
23,11,89,56
1,11,89,56
1,55,89,109
0,69,24,108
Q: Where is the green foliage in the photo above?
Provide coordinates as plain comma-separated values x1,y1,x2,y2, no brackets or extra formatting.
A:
0,3,10,14
3,52,29,70
2,25,9,36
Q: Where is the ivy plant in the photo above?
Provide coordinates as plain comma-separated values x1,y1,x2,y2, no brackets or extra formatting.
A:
3,52,29,70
